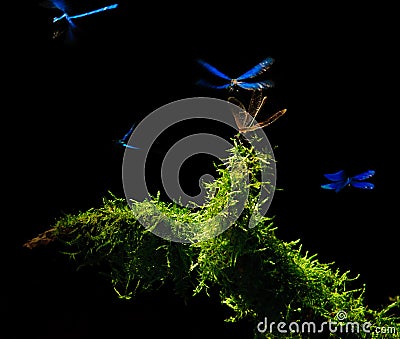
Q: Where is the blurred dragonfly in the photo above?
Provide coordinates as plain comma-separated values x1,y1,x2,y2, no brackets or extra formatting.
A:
116,124,140,150
197,57,275,91
228,90,287,133
321,169,375,192
40,1,118,41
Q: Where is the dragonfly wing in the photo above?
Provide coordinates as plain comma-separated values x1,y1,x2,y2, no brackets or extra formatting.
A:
117,125,139,150
196,79,231,89
197,59,231,81
323,170,347,182
321,180,348,192
247,90,264,117
39,0,60,10
228,98,248,131
42,0,69,12
227,97,246,111
228,96,253,128
232,112,246,131
250,95,269,123
237,80,274,90
351,170,375,181
123,124,137,141
118,141,139,150
236,57,275,80
321,182,340,190
64,25,76,41
242,109,288,132
350,181,374,190
125,144,140,150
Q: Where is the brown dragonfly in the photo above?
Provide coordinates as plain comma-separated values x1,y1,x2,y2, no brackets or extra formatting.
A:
228,90,287,133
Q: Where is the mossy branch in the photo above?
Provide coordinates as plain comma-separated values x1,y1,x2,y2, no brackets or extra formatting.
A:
24,139,400,338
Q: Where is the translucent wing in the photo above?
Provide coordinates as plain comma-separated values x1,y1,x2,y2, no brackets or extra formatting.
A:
236,57,275,81
237,80,274,90
232,112,246,131
240,109,287,133
247,90,265,118
350,181,374,190
321,181,348,192
323,170,347,182
197,59,231,81
228,97,247,130
351,170,375,181
227,96,246,111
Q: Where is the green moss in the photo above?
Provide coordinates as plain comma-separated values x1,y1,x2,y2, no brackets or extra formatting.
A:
27,138,399,338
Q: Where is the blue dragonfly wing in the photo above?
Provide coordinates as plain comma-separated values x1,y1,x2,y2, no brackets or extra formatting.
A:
117,125,139,150
117,141,139,150
237,80,274,90
351,170,375,181
42,0,69,12
321,180,348,192
196,79,231,89
197,59,231,81
321,182,340,190
350,181,374,190
124,144,140,150
121,124,135,143
63,25,76,41
236,57,275,81
323,170,347,182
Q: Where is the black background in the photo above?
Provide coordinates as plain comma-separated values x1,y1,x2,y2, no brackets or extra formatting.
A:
5,1,399,338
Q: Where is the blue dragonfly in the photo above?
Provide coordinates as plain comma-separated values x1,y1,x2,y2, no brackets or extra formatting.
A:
40,1,118,41
116,124,140,150
321,169,375,192
197,57,275,91
228,90,287,133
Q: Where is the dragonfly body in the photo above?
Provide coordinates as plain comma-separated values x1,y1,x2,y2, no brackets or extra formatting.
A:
197,57,275,91
52,3,118,23
321,169,375,192
42,1,118,40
